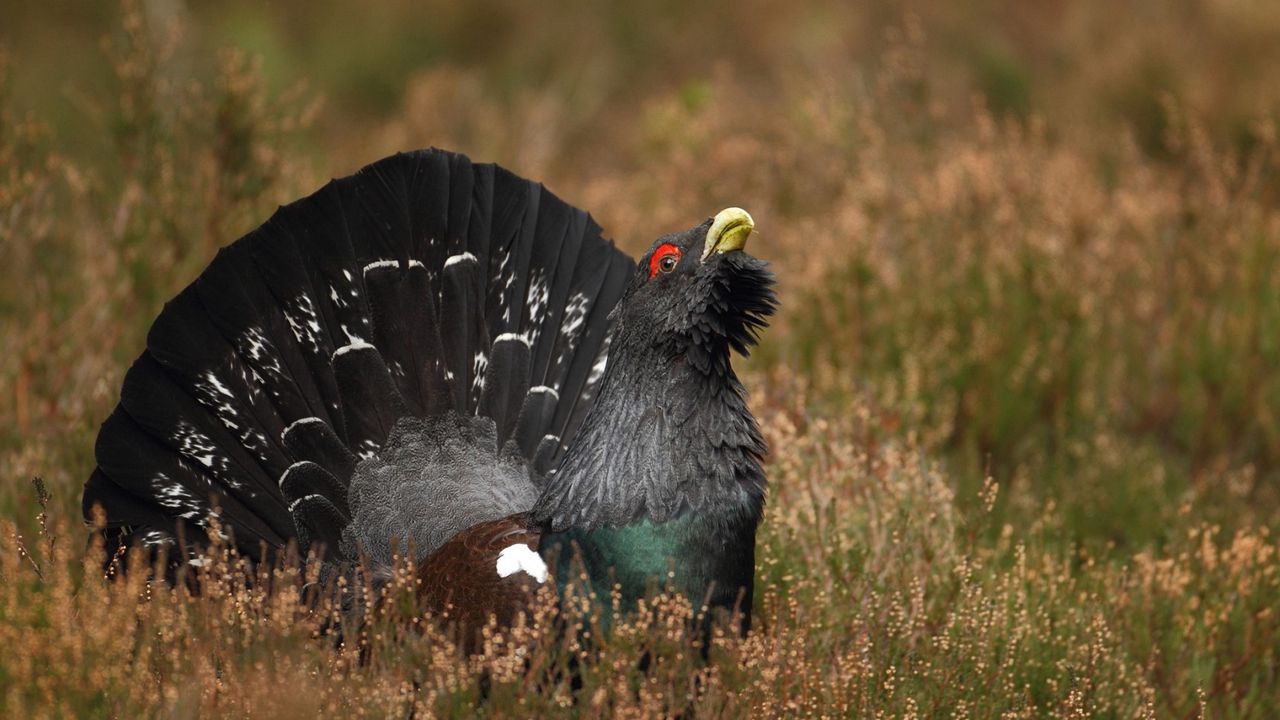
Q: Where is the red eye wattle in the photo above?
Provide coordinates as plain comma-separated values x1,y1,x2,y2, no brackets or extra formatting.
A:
648,243,682,279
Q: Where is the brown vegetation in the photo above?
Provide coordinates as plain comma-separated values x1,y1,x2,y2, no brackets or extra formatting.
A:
2,0,1279,716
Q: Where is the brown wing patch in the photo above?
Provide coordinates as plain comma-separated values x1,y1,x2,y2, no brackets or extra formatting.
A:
416,513,544,646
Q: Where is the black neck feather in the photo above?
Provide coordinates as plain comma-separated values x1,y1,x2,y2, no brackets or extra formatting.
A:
531,332,767,533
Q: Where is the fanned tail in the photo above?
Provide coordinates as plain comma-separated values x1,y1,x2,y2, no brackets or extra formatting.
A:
83,148,634,570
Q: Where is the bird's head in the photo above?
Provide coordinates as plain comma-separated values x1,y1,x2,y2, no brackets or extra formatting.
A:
532,208,775,531
610,207,778,376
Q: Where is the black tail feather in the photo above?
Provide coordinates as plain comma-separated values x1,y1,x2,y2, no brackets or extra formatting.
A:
280,418,357,484
362,261,431,415
291,494,349,560
439,253,482,410
118,355,293,541
513,386,559,462
281,462,350,518
85,148,634,570
332,343,409,454
196,243,332,431
94,408,285,553
465,162,495,280
444,152,476,256
552,245,634,443
479,334,532,446
533,434,560,477
529,206,586,387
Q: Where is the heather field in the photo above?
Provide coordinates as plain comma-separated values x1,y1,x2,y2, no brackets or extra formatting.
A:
3,1,1280,716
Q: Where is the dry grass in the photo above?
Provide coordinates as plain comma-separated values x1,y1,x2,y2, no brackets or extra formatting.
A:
2,0,1279,716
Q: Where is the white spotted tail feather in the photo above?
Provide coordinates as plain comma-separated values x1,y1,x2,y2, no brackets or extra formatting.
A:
83,148,635,570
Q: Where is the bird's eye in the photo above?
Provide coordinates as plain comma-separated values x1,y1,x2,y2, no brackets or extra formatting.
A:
648,243,682,279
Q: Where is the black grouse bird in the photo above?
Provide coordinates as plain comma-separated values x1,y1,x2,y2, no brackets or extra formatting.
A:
82,148,776,640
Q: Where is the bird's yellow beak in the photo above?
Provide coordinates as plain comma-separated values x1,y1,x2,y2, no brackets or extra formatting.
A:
702,207,754,260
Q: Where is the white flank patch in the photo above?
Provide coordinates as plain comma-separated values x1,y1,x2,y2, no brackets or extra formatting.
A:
495,543,547,583
444,252,478,268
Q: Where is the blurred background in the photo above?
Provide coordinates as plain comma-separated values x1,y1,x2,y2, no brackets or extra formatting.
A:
3,0,1280,714
7,0,1279,544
